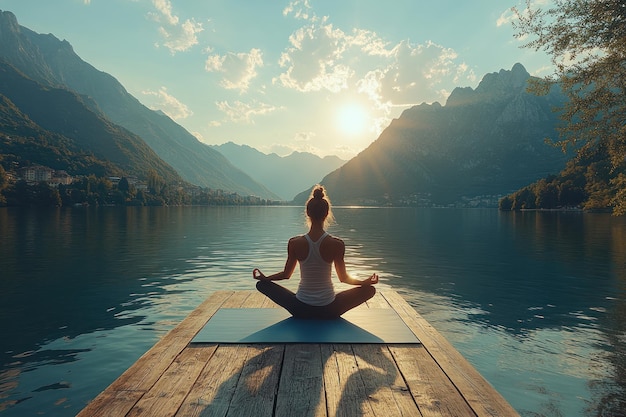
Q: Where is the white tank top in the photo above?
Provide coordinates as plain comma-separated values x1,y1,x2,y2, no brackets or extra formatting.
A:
296,232,335,306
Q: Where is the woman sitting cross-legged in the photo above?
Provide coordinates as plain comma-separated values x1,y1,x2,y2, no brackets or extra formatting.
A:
253,185,378,319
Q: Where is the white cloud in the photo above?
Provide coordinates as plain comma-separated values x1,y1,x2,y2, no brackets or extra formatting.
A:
142,87,193,120
276,23,353,93
365,40,470,106
264,131,323,157
348,28,393,57
497,9,516,27
276,17,470,107
149,0,203,54
205,49,264,92
215,100,279,124
152,0,178,25
265,143,296,157
282,0,316,21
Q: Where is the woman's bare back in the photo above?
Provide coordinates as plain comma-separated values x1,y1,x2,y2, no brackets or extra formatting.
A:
289,234,344,264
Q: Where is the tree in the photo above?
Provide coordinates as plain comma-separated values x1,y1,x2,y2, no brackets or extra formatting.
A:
535,178,559,209
34,181,61,207
118,177,130,194
147,169,165,196
513,0,626,214
499,195,513,210
0,165,7,206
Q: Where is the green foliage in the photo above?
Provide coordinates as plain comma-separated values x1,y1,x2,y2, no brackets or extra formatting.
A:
513,0,626,214
0,165,8,205
4,180,60,207
0,175,281,208
500,143,622,211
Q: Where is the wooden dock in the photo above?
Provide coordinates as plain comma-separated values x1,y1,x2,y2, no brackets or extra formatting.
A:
77,290,519,417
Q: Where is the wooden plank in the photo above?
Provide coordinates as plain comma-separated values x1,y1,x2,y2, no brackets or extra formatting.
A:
246,290,273,308
366,290,391,309
127,346,216,417
351,344,419,417
221,290,254,308
322,344,376,417
77,289,518,417
382,291,519,417
224,345,285,417
174,291,272,416
275,344,326,417
77,291,235,417
389,344,476,417
174,345,250,417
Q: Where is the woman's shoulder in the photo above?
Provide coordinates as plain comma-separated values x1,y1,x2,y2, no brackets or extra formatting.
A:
288,235,307,244
324,234,345,248
288,235,312,249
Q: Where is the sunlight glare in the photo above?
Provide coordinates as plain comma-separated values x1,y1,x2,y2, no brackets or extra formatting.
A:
336,103,368,137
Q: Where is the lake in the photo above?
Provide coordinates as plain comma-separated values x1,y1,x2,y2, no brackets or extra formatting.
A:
1,206,625,416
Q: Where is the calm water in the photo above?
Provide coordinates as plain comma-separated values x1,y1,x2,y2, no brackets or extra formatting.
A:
1,206,625,416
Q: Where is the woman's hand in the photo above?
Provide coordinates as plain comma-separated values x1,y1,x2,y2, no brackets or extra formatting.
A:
360,273,379,286
253,268,266,280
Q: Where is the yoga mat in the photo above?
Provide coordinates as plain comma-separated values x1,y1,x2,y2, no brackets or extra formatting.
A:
191,308,420,344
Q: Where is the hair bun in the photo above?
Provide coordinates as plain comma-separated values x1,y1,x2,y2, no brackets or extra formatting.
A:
313,187,324,200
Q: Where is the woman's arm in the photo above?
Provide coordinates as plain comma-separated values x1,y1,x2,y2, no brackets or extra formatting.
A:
253,238,299,281
333,239,379,286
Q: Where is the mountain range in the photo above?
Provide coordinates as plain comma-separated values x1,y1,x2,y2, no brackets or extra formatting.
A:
295,63,571,206
0,61,182,182
211,142,345,201
0,10,278,200
1,10,574,207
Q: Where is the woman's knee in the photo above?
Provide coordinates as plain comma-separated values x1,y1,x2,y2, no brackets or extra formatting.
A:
364,285,376,299
256,279,271,293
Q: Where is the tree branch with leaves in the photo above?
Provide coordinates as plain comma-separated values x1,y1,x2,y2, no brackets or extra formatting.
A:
513,0,626,214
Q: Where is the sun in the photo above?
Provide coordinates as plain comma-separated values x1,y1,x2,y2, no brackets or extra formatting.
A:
336,103,368,136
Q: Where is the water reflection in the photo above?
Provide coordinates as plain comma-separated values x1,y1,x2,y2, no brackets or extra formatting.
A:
334,209,625,333
331,208,626,415
1,206,625,416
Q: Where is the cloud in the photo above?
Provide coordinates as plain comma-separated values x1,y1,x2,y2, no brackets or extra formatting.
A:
282,0,316,21
142,87,193,120
149,0,203,54
152,0,178,25
497,9,516,27
276,23,353,93
360,40,470,106
348,28,394,57
276,17,470,107
265,143,296,157
205,49,264,92
215,100,279,124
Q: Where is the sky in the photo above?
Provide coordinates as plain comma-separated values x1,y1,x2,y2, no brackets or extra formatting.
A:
0,0,552,160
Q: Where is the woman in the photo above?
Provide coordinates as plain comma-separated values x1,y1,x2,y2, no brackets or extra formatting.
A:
253,185,378,319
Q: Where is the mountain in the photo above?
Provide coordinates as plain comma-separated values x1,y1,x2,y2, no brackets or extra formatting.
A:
296,63,571,206
0,62,181,181
211,142,345,200
0,91,120,178
0,10,278,200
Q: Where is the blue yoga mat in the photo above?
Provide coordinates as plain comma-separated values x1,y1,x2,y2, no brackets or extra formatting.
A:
191,308,420,344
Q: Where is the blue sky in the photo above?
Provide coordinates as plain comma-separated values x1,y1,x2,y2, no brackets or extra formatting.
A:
0,0,551,159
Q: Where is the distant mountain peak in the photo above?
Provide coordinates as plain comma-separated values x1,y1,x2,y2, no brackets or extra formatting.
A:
446,63,531,107
303,62,569,207
212,142,345,200
0,10,19,29
477,62,530,90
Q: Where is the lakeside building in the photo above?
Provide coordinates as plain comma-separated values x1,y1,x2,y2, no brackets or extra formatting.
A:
16,165,74,186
